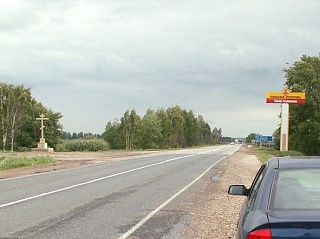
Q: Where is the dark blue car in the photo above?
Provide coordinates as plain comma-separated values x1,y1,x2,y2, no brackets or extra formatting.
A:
228,157,320,239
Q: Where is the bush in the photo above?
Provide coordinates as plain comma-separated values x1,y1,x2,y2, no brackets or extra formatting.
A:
56,138,110,152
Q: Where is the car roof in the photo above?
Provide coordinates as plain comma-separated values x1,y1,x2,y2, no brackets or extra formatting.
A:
267,157,320,169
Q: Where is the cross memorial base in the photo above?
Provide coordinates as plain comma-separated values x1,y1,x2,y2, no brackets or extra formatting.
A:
31,142,54,152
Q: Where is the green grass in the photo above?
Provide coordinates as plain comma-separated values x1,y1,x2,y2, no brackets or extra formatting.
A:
0,156,56,171
252,146,304,162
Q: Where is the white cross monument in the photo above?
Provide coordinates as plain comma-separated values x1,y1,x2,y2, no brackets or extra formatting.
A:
31,114,53,152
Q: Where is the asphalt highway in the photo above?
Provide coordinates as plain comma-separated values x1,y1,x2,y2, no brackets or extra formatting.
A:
0,145,241,239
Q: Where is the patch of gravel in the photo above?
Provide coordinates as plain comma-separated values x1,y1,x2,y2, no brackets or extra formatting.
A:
182,145,262,239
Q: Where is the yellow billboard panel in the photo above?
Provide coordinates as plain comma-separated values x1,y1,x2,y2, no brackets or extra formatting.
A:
266,92,305,104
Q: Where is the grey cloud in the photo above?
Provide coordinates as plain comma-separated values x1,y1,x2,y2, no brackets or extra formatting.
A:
0,0,319,136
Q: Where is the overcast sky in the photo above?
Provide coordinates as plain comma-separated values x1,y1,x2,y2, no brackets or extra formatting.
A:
1,0,319,137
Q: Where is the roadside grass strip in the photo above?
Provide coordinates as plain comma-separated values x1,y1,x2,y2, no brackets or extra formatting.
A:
0,156,55,171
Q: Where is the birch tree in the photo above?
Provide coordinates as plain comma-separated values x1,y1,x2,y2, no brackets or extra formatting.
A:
120,109,141,150
0,83,32,151
140,108,162,149
166,105,185,148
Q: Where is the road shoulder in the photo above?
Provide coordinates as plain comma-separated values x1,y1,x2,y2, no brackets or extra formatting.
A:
182,145,262,239
0,151,154,179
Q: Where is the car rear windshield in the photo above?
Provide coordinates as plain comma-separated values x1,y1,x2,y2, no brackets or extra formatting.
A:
270,169,320,210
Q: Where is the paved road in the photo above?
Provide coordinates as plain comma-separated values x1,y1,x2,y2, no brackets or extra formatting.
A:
0,145,241,239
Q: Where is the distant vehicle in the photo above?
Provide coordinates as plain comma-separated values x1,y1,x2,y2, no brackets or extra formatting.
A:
230,142,235,145
228,157,320,239
234,139,243,144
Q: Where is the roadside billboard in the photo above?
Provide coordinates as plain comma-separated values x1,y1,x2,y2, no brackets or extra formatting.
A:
266,92,305,104
266,88,305,151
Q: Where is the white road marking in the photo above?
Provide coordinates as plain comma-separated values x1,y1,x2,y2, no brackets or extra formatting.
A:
0,155,194,209
0,145,240,212
117,154,230,239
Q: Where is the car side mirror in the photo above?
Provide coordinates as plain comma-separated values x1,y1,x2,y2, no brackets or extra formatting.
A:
228,185,249,196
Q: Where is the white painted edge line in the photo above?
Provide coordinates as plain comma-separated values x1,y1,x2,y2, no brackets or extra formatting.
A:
0,155,194,209
117,152,234,239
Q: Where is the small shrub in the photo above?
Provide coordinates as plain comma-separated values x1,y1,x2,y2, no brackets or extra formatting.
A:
56,139,110,152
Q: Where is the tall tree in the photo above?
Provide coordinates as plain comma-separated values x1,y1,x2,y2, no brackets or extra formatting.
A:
0,83,9,151
166,105,185,148
103,119,124,149
121,110,131,150
246,133,256,144
272,127,281,150
184,110,200,147
129,109,141,149
140,108,162,149
156,108,172,148
284,54,320,155
197,115,212,145
120,109,141,150
212,127,222,144
0,84,32,151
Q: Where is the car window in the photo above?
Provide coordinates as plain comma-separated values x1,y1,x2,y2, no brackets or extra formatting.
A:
270,169,320,210
248,165,267,210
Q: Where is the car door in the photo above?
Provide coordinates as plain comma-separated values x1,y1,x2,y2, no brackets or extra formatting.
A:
237,164,268,239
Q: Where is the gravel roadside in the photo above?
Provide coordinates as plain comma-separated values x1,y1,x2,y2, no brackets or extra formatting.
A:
182,145,262,239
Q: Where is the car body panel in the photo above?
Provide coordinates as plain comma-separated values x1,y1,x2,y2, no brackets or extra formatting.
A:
229,156,320,239
268,210,320,238
237,210,269,239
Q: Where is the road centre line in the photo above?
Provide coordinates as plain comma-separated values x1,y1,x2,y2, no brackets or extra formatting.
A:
0,146,228,182
117,153,230,239
0,154,194,209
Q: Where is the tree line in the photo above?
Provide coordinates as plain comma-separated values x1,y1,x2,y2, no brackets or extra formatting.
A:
0,83,62,151
0,83,222,152
102,106,222,150
61,132,101,140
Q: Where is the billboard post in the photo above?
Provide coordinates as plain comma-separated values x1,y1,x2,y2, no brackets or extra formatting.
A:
266,88,305,151
280,103,289,151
